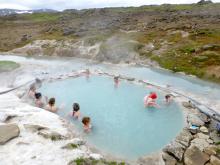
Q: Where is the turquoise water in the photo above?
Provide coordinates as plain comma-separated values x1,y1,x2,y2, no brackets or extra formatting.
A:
40,75,183,160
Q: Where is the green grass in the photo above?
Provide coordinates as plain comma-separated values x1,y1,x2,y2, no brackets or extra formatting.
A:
70,158,125,165
0,61,20,72
22,13,60,22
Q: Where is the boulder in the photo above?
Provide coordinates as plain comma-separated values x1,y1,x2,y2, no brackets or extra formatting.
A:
38,130,66,141
187,114,204,126
175,128,193,147
162,152,177,165
138,152,165,165
163,141,185,161
200,126,209,133
184,145,209,165
182,102,195,109
204,145,217,155
24,124,48,132
191,138,210,151
210,131,220,143
0,124,20,145
197,113,210,123
210,155,220,165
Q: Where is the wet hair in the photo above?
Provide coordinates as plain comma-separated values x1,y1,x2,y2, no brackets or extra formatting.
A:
82,117,90,125
48,98,55,106
35,93,42,99
73,103,80,112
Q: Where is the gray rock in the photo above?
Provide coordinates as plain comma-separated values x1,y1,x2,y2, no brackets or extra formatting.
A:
191,138,210,151
175,128,193,147
210,155,220,165
210,131,220,143
204,145,217,155
162,152,177,165
138,152,165,165
163,141,185,161
24,124,48,132
184,145,209,165
182,102,195,109
38,130,66,141
187,114,204,126
0,124,20,145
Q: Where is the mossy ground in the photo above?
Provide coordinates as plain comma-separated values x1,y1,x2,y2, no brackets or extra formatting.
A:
0,61,20,72
70,158,125,165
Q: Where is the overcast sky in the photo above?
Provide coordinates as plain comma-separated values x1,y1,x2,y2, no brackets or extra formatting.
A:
0,0,220,10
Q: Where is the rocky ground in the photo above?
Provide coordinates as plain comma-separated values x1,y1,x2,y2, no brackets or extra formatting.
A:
0,2,220,82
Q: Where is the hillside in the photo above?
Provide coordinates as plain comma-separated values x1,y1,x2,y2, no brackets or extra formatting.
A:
0,3,220,82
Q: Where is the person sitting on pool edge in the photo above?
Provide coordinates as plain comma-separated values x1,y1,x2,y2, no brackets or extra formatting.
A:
46,97,58,113
35,92,46,108
71,103,80,119
114,76,119,88
82,117,92,132
144,92,158,108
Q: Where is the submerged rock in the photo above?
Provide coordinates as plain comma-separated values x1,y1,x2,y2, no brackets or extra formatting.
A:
0,124,20,145
184,145,209,165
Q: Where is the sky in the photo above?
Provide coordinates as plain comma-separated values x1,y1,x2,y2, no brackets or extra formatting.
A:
0,0,220,11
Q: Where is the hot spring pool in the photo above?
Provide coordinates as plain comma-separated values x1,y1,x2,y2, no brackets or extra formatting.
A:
40,75,184,160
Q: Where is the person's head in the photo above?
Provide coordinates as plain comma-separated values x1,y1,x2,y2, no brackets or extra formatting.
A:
48,98,55,106
73,103,80,112
82,117,90,126
35,93,42,100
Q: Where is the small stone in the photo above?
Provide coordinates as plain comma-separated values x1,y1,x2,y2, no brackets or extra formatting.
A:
184,145,210,165
210,155,220,165
0,124,20,145
200,126,209,133
204,146,217,155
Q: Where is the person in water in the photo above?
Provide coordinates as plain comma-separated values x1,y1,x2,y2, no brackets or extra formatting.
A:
28,85,36,99
46,97,57,113
34,92,45,108
144,92,158,107
114,76,119,88
82,117,92,132
165,94,172,104
71,103,80,119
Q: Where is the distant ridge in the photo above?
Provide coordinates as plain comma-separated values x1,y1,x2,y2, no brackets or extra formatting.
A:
0,9,58,16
